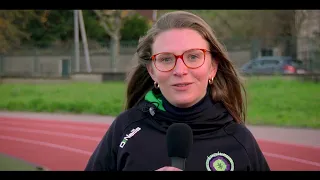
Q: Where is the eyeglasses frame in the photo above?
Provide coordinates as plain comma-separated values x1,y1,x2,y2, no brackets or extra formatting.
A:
150,48,211,72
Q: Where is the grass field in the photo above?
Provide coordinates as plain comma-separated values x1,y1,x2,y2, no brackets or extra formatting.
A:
0,76,319,128
0,153,45,171
243,77,319,128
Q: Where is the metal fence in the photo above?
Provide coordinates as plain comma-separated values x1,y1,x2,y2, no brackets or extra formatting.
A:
0,36,319,78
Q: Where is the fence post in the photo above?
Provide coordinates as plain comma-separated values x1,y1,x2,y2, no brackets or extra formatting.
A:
33,47,39,77
0,54,4,76
251,38,260,59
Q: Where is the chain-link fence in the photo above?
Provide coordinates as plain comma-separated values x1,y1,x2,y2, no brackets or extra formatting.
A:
0,36,319,78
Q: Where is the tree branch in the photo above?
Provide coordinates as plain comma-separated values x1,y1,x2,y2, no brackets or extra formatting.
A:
93,10,115,37
295,10,308,36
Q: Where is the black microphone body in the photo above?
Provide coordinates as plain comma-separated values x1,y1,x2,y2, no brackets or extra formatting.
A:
171,157,186,170
166,123,193,171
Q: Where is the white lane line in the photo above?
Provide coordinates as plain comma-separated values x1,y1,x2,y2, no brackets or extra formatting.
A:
0,116,112,125
0,135,92,155
263,152,320,168
257,138,320,150
0,121,107,132
1,133,319,168
1,123,319,168
0,126,101,141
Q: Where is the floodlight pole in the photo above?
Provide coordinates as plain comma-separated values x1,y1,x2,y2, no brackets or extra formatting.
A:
74,10,80,73
78,10,92,73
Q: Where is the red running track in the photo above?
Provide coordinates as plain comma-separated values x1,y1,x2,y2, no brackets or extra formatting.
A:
0,116,319,171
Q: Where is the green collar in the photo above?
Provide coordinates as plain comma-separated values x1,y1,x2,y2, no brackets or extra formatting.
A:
144,90,166,111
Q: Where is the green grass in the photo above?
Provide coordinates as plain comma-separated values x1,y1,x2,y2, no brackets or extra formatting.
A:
0,76,319,128
0,153,46,171
0,82,126,116
244,76,319,128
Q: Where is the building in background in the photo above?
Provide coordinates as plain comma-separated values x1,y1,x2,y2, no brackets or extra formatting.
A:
135,10,157,23
297,10,320,71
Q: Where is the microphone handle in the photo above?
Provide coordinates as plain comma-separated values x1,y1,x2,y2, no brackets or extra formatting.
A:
171,157,186,170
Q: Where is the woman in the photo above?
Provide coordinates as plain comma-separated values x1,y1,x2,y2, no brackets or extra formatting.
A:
85,10,270,171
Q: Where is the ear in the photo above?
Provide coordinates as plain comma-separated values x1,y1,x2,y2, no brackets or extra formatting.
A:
209,59,218,79
146,63,157,82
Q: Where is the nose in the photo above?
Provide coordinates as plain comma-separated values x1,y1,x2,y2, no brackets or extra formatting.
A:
173,58,188,76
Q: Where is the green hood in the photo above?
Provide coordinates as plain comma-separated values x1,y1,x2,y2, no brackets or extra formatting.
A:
144,90,166,111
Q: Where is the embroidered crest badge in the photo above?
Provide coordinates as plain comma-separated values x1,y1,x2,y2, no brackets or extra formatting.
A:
206,151,234,171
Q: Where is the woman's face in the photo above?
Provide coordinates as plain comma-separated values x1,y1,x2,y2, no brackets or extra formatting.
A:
147,28,218,108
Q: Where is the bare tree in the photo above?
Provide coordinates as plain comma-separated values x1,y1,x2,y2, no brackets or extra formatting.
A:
295,10,309,36
156,10,313,59
93,10,135,72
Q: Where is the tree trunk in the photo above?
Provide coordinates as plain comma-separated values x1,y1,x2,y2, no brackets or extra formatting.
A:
110,35,120,72
110,12,121,72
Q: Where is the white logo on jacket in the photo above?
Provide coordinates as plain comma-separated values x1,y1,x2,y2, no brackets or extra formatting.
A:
119,127,141,148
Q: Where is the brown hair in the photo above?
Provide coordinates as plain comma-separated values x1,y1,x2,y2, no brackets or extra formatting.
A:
125,11,247,124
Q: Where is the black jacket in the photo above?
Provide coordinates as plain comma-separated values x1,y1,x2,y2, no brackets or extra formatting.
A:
85,90,270,171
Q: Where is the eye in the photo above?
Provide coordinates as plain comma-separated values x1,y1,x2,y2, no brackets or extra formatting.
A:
189,54,199,59
160,57,173,62
157,53,175,63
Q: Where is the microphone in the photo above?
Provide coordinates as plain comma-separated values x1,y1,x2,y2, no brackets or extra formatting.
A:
166,123,193,171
